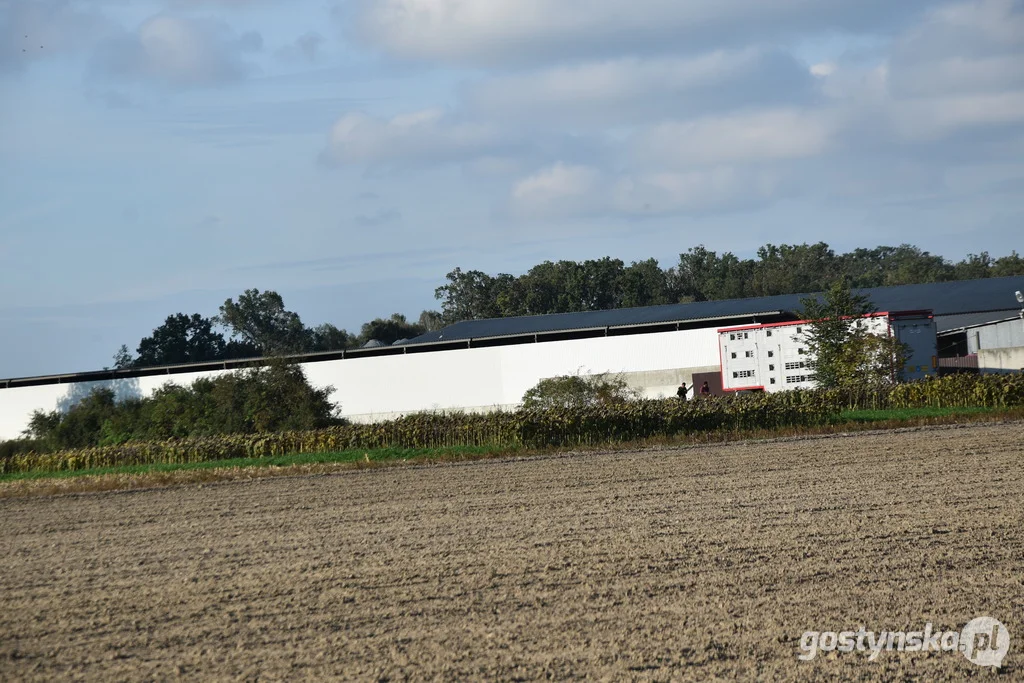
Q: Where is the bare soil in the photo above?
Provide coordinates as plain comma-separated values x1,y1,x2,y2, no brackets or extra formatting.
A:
1,422,1022,681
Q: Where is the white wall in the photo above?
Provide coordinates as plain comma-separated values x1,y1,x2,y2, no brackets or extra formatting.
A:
977,347,1024,374
0,327,720,440
968,317,1024,354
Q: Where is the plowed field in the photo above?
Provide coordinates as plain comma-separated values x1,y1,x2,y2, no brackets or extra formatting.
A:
1,423,1021,680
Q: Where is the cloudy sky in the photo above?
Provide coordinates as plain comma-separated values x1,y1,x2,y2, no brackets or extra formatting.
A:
1,0,1022,377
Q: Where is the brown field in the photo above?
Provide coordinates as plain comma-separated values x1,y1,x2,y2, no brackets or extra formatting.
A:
1,423,1021,681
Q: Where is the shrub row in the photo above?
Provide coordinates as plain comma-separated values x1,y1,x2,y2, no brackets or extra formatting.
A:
3,372,1022,475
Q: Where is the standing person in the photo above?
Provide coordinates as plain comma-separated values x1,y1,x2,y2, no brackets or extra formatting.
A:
676,382,689,400
700,381,711,397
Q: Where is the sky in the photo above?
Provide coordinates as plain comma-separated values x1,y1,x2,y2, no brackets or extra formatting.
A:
1,0,1023,378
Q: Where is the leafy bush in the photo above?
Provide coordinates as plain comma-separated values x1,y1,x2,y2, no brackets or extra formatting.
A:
521,372,639,411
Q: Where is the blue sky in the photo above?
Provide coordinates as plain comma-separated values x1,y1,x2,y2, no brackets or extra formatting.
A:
1,0,1022,378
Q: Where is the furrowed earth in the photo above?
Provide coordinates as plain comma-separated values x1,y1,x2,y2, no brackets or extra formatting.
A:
1,422,1021,681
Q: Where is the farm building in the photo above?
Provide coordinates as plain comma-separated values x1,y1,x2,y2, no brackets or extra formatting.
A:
718,311,937,393
937,312,1024,374
1,276,1023,440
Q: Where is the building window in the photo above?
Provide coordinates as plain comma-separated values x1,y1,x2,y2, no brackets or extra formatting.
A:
745,351,754,358
767,351,774,358
796,326,802,333
769,364,775,371
766,330,772,337
735,370,754,379
786,375,807,383
730,333,735,340
744,332,749,339
785,361,806,370
770,378,776,384
731,352,737,359
797,348,805,355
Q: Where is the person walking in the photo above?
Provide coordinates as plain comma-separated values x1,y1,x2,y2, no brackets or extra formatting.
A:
699,381,711,397
676,382,689,400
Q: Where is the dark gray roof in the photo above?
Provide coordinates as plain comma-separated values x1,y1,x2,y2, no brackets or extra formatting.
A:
936,311,1022,334
410,276,1024,345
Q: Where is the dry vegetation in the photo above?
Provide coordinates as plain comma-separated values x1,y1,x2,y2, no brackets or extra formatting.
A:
1,422,1021,680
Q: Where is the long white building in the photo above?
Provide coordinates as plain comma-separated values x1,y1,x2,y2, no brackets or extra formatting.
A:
2,276,1022,441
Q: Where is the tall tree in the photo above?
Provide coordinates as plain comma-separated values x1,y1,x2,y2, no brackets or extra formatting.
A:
218,289,310,356
750,242,837,296
618,258,672,308
358,313,425,346
991,251,1024,278
435,268,510,323
417,310,445,332
135,313,228,368
798,282,908,389
309,323,355,352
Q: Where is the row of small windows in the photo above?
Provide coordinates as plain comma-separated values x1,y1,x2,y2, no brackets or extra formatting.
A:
785,361,806,370
727,326,801,339
732,370,755,379
786,374,816,384
729,349,804,360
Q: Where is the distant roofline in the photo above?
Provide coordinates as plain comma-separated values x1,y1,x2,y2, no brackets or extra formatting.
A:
936,314,1024,336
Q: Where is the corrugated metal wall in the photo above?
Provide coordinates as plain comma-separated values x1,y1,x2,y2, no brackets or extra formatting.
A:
967,317,1024,354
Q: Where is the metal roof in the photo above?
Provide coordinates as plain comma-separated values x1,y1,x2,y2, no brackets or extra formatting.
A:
410,276,1024,344
936,312,1022,335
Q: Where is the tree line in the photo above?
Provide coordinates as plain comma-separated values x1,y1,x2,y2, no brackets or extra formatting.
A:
115,243,1024,369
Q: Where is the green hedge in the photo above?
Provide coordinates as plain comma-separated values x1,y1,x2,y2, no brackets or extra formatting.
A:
3,372,1022,475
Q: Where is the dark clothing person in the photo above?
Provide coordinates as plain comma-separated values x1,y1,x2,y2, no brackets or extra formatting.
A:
677,383,688,400
700,381,711,397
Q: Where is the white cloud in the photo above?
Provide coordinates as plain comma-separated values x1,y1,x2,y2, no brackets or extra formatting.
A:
511,163,602,216
93,15,260,87
810,62,837,77
509,163,784,218
465,48,815,125
632,109,836,168
350,0,935,65
322,109,508,166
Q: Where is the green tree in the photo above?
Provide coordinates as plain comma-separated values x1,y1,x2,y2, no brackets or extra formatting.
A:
799,282,908,389
670,246,754,301
992,251,1024,277
218,289,310,355
417,310,445,333
750,242,837,296
134,313,228,367
112,344,134,370
358,313,424,346
309,323,355,352
618,258,672,308
434,268,511,323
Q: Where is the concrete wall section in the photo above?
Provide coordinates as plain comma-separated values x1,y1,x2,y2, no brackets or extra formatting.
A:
977,347,1024,374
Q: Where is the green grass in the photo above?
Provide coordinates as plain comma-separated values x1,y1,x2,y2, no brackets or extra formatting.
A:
838,405,998,423
0,445,509,483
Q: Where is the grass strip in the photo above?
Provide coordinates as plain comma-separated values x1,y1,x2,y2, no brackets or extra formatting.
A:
0,445,507,483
